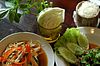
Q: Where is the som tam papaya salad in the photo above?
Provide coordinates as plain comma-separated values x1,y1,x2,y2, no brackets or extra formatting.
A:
0,40,47,66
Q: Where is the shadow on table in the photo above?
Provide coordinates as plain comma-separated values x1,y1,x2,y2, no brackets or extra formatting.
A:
0,15,39,40
0,19,22,40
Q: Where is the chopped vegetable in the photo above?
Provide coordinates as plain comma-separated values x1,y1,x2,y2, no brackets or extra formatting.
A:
54,28,81,51
78,48,100,66
0,40,44,66
58,47,77,64
54,28,100,66
63,28,80,44
66,43,84,55
78,34,89,49
54,28,89,52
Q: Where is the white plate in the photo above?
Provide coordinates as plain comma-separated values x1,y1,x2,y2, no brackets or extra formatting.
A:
0,32,54,66
55,27,100,66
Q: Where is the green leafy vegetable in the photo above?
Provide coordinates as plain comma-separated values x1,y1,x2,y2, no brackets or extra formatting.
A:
79,48,100,66
14,13,21,22
0,0,53,22
9,10,16,23
78,33,89,49
58,47,77,64
54,28,81,51
63,28,80,44
66,43,84,55
54,36,67,51
0,9,9,19
54,27,94,66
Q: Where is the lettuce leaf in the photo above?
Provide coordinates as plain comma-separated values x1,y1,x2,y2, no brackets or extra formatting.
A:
54,28,80,51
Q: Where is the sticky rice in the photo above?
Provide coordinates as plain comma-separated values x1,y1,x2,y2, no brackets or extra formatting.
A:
78,1,99,18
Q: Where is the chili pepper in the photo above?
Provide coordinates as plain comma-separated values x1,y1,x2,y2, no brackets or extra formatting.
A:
0,57,2,62
27,53,32,63
17,46,22,51
25,43,31,53
0,56,6,62
23,57,27,66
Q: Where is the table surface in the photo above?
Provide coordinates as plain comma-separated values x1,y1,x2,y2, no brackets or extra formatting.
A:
0,18,100,40
0,14,39,40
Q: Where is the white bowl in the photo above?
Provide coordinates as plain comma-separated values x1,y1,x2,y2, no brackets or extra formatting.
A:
0,32,54,66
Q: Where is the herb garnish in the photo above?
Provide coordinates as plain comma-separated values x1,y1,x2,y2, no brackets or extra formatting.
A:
0,0,52,22
78,48,100,66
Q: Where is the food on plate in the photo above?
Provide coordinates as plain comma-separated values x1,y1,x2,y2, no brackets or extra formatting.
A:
58,47,77,64
66,43,84,55
78,34,89,49
55,28,89,51
54,28,100,66
78,47,100,66
0,40,47,66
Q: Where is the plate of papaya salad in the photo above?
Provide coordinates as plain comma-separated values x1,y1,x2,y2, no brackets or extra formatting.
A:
0,32,54,66
54,27,100,66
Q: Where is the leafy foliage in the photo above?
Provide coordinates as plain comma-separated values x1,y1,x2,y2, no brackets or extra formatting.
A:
54,28,81,51
79,48,100,66
0,0,53,22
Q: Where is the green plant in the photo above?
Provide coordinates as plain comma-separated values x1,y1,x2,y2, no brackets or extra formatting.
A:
0,0,53,23
79,48,100,66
